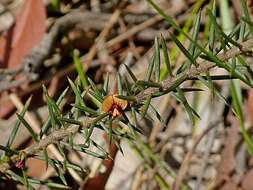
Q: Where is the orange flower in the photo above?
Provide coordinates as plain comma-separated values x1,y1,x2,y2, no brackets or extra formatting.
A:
102,94,128,117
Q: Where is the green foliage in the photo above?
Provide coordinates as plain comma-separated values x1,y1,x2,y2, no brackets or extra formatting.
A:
2,0,253,189
7,96,32,147
73,49,89,89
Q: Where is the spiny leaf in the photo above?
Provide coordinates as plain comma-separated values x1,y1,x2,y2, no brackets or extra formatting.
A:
29,177,70,189
40,87,68,137
43,86,57,128
85,125,95,144
7,96,32,147
120,114,142,136
237,56,253,79
170,32,196,65
16,113,38,142
189,10,201,57
240,0,251,24
88,89,103,103
153,74,188,97
154,36,161,82
147,0,252,86
136,80,161,88
208,9,242,48
160,34,172,77
74,104,98,116
7,170,34,189
230,79,253,155
174,88,200,125
116,95,136,102
150,104,166,126
193,74,236,80
69,133,74,148
57,142,67,171
68,78,85,106
50,158,67,185
0,145,18,155
230,57,236,77
90,140,108,156
92,112,109,124
239,1,247,41
114,139,124,155
43,85,62,128
64,142,106,159
73,49,88,89
40,181,69,189
124,78,132,95
88,77,103,99
198,76,229,107
180,87,204,92
124,64,137,82
103,72,109,95
169,0,205,66
117,73,123,95
155,174,170,190
141,95,152,118
241,17,253,34
145,55,155,81
58,117,82,125
36,155,85,173
131,107,138,129
208,0,216,51
22,167,29,189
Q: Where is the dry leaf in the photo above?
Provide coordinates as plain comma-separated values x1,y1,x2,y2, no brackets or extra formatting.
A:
0,0,46,118
0,0,46,68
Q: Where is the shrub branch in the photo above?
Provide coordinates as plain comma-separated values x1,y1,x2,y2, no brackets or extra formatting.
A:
1,37,253,174
136,37,253,102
